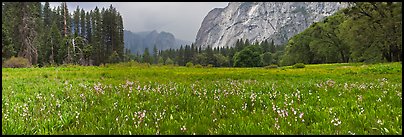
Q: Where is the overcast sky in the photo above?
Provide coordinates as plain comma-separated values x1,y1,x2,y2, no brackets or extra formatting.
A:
49,2,228,42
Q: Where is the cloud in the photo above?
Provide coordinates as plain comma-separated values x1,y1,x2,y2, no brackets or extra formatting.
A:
48,2,228,42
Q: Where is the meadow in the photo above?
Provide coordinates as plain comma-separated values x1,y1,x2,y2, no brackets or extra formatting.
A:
1,62,402,135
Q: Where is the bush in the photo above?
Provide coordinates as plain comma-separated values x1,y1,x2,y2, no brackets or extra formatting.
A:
165,58,174,65
264,64,279,69
293,63,305,68
194,64,203,68
3,56,31,68
206,64,214,68
186,62,194,67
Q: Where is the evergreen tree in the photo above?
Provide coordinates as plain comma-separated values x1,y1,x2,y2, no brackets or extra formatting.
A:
86,11,92,42
143,47,151,64
153,45,158,64
80,9,86,37
73,6,80,37
205,45,214,65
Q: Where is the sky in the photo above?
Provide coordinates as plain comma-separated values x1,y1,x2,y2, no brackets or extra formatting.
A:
48,2,228,42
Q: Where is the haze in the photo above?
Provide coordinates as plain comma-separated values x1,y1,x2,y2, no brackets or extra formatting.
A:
49,2,228,42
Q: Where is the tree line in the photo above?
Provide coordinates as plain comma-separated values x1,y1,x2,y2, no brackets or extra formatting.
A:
129,39,285,67
2,2,124,66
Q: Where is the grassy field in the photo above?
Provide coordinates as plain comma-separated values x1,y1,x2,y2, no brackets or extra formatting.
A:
2,62,402,135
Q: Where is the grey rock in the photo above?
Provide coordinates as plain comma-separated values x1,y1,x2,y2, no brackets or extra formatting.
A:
195,2,348,48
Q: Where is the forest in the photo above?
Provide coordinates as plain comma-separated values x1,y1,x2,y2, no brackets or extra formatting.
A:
128,39,284,67
2,2,124,67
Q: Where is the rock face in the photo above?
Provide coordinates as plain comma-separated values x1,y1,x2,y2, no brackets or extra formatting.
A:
124,30,191,54
195,2,348,48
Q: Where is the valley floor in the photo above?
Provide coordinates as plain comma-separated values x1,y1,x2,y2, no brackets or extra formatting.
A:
2,62,402,135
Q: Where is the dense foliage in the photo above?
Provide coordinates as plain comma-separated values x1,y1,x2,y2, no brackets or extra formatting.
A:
2,2,125,66
131,39,284,68
281,2,402,66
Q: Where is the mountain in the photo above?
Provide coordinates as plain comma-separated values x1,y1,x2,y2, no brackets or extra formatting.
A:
124,30,192,54
195,2,348,48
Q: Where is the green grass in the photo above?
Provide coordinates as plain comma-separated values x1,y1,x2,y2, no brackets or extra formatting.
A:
2,62,402,135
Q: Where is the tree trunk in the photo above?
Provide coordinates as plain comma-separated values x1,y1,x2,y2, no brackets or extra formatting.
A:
17,2,38,65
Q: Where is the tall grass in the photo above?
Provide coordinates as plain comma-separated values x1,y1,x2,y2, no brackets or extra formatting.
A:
2,62,402,135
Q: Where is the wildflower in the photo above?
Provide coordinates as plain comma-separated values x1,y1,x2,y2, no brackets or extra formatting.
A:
58,111,62,120
331,118,342,126
359,84,366,89
180,125,187,132
126,80,134,86
242,103,247,110
359,106,364,114
343,83,349,89
274,122,280,130
326,79,335,87
377,119,383,125
377,98,382,102
358,95,363,101
299,112,304,119
76,112,80,119
292,108,297,115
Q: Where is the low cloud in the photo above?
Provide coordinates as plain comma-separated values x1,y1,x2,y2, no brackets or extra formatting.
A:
49,2,228,42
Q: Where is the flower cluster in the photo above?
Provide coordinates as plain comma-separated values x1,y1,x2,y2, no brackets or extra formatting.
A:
331,118,342,126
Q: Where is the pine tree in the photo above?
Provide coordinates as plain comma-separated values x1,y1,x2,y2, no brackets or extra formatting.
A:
153,45,158,64
143,47,151,64
73,6,80,37
86,11,92,43
80,9,86,37
269,39,276,53
49,20,62,65
205,45,214,65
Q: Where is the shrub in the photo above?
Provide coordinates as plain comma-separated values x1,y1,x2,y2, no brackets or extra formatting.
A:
194,64,203,68
206,64,214,68
264,64,279,69
3,56,31,68
293,63,305,68
165,58,174,65
186,62,194,67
